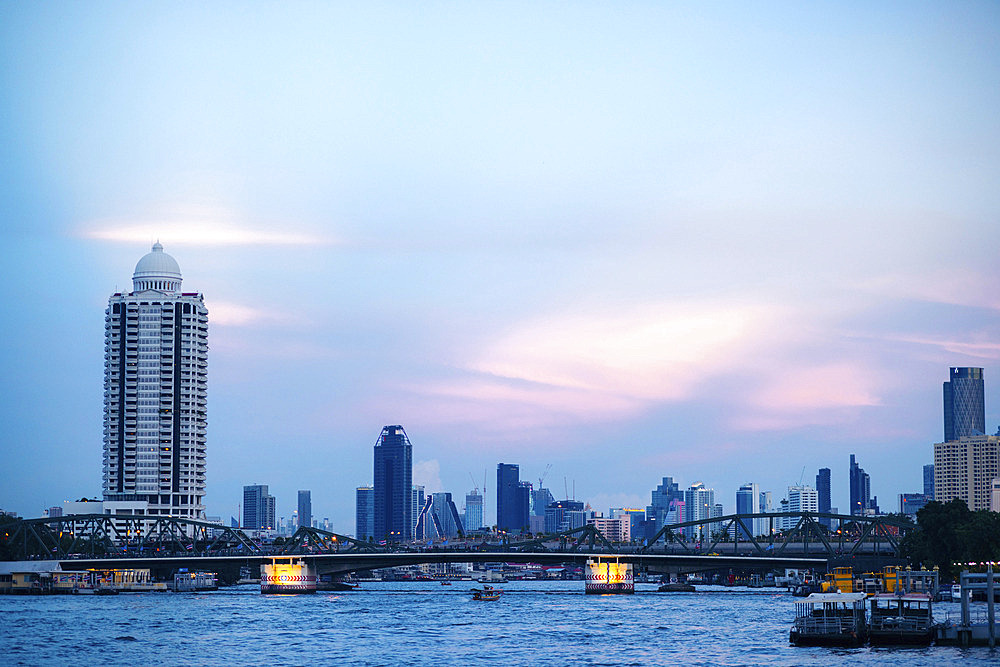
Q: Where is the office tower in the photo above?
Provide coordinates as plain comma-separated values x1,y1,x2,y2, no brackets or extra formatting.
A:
683,482,715,539
787,485,819,515
849,454,872,515
933,434,1000,511
544,499,584,533
898,493,930,517
816,468,831,527
531,487,555,517
103,243,208,520
243,484,275,530
373,425,413,541
297,490,312,530
992,478,1000,513
923,464,935,499
759,490,773,513
464,490,483,531
411,485,424,537
735,482,761,539
944,367,985,442
355,486,374,540
497,463,528,532
646,476,680,530
431,492,464,537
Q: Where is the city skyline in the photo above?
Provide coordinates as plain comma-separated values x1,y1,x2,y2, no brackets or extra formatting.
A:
2,4,1000,533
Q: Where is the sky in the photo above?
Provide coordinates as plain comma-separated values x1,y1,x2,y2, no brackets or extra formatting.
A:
1,2,999,533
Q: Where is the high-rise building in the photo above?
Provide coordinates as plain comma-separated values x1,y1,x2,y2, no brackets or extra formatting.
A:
735,482,761,539
933,434,1000,511
683,482,715,539
431,492,464,537
531,487,555,517
411,485,424,537
103,243,208,521
923,464,935,499
646,476,680,531
849,454,872,515
243,484,275,530
297,490,312,530
944,367,985,442
355,486,373,540
787,485,819,515
816,468,831,527
899,493,930,517
373,425,413,542
464,490,483,532
544,499,584,533
497,463,528,532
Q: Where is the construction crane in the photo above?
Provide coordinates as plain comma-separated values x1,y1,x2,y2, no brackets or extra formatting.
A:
468,472,480,494
538,463,552,490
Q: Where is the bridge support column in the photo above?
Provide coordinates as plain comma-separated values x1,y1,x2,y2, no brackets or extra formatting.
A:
261,558,317,594
585,558,633,594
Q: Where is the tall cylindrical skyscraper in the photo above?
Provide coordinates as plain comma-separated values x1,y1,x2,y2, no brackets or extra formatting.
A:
103,243,208,520
943,367,985,442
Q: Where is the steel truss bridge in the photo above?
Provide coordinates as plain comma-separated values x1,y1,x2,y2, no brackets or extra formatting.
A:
1,511,909,582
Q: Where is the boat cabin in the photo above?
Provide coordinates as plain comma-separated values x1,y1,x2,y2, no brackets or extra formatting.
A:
790,592,868,646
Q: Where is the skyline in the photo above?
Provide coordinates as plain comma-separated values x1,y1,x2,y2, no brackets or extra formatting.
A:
2,3,999,532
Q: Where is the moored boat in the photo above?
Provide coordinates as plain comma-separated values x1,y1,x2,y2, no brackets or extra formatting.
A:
868,593,935,645
790,593,868,647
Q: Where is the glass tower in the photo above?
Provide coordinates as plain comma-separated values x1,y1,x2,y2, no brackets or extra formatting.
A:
297,490,312,529
944,367,985,441
373,425,413,542
497,463,528,532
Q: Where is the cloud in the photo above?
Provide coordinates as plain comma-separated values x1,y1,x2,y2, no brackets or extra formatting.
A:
746,362,881,411
468,301,777,402
868,334,1000,360
80,216,332,246
413,460,443,494
861,271,1000,312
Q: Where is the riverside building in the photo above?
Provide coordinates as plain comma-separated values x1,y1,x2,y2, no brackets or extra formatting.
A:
102,243,208,526
933,434,1000,511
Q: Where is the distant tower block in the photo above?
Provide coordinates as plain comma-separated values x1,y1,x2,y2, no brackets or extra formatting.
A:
585,558,634,594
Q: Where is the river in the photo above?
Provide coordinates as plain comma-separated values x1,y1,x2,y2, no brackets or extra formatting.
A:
1,582,995,665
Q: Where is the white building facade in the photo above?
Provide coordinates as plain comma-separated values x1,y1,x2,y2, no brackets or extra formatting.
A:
103,243,208,523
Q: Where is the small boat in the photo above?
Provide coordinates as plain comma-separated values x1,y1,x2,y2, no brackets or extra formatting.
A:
94,587,119,596
471,585,502,601
951,584,962,601
440,581,452,586
790,592,868,646
869,593,935,645
658,582,695,592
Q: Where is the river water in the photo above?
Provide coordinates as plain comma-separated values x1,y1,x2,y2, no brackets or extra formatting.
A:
1,582,996,665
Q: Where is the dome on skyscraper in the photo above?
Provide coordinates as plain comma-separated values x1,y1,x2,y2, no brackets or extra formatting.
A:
132,242,182,292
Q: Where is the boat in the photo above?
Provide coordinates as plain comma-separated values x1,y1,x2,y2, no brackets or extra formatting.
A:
440,581,452,586
471,585,502,601
789,592,868,646
951,584,962,602
658,582,696,592
868,593,935,645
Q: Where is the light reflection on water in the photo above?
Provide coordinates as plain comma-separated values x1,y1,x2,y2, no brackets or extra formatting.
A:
0,582,996,666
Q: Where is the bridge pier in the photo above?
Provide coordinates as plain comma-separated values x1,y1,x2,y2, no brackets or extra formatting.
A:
585,558,633,594
261,558,317,594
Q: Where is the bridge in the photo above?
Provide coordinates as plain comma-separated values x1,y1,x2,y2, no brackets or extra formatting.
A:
1,511,910,583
